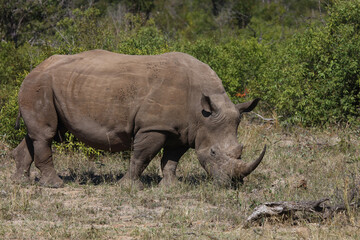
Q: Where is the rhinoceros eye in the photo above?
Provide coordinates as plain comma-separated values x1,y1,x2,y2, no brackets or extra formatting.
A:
202,110,211,118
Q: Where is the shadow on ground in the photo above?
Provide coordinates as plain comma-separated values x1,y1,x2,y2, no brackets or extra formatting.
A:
47,171,211,187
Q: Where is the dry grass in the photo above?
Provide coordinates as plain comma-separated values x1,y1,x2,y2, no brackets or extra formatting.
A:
1,117,360,239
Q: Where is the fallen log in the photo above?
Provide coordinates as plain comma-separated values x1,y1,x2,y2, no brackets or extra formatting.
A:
245,185,360,226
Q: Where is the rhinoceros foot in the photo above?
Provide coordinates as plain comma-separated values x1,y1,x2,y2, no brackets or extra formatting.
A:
39,172,64,188
118,175,144,190
11,172,31,185
159,175,179,187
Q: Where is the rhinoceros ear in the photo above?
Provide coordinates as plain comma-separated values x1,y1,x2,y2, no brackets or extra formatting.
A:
236,98,260,113
201,94,218,115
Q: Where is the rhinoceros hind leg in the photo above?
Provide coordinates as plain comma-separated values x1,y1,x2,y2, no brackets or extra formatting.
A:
119,131,166,189
20,85,63,188
159,146,188,186
30,139,63,188
11,135,34,184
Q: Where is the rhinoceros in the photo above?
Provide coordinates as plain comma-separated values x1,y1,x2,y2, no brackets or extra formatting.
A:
12,50,266,188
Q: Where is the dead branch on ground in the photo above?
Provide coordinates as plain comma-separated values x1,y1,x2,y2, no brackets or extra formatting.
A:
245,184,360,227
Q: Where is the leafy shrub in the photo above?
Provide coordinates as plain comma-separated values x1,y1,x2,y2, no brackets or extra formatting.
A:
213,39,268,103
117,19,170,55
0,43,34,81
2,0,360,151
0,86,26,147
54,7,113,53
249,1,360,126
177,38,268,103
55,133,103,158
0,41,19,86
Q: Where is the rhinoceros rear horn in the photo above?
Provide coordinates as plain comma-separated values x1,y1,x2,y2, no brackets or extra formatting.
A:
240,145,266,177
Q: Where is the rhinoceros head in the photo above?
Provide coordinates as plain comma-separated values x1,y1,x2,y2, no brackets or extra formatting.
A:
195,95,266,186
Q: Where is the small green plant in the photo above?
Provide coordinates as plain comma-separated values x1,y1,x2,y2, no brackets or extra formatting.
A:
55,132,103,159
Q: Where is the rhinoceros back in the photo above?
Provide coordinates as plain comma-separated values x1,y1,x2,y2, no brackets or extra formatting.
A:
20,50,221,151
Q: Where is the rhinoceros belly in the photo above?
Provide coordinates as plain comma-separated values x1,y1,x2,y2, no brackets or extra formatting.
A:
54,93,134,152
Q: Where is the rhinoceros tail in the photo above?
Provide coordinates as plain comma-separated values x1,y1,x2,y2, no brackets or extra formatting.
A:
15,110,21,130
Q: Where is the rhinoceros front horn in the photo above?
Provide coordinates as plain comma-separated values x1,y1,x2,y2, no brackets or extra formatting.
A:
238,145,266,177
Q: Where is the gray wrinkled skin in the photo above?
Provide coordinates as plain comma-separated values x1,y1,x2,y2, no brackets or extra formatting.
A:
11,50,265,188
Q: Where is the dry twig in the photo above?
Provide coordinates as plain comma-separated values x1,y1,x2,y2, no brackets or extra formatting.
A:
251,112,274,122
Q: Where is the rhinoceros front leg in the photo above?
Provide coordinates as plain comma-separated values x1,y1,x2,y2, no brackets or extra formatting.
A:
119,131,166,189
11,135,34,184
159,146,188,186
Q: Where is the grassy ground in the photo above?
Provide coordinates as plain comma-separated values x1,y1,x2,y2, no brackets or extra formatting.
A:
1,117,359,239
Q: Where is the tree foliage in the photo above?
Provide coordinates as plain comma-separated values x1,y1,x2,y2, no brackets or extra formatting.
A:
1,0,359,147
249,0,360,125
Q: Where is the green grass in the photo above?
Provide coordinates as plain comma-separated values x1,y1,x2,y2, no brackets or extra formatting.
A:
0,117,359,239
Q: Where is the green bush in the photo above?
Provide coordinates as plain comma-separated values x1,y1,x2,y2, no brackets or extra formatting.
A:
213,39,268,103
54,7,113,53
117,19,170,55
0,41,18,86
2,0,360,150
55,133,103,158
0,86,26,147
177,38,268,103
249,1,360,126
0,42,32,90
